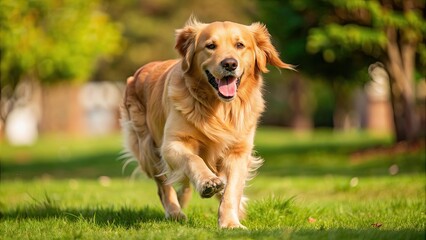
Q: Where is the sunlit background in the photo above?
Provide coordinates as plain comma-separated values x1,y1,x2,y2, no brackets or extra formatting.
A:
1,0,425,144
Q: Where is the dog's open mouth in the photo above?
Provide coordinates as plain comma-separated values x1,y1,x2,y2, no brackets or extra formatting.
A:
205,70,241,100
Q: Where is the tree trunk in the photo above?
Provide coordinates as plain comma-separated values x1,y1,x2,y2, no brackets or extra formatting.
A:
386,68,419,142
385,25,420,142
288,75,312,131
332,83,354,131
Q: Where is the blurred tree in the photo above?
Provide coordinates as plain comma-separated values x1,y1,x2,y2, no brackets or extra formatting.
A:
0,0,121,122
307,0,425,142
258,0,373,130
258,0,425,141
0,0,121,86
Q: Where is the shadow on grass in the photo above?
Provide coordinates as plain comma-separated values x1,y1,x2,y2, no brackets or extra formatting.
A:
0,203,166,229
0,151,136,180
1,140,424,180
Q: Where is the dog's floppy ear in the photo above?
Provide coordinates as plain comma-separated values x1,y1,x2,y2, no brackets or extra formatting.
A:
175,17,204,72
249,23,294,73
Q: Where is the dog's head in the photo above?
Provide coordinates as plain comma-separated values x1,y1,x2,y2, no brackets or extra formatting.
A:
175,18,293,102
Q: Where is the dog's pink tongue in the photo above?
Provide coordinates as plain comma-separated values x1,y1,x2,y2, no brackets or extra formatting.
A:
218,77,237,97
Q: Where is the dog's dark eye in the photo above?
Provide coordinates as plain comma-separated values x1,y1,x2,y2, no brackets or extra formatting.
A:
236,42,245,49
206,43,216,50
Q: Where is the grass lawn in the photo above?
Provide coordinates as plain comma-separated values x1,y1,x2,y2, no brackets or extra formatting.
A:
0,128,425,239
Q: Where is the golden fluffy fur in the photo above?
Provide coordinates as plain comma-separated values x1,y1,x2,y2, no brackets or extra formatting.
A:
120,18,292,228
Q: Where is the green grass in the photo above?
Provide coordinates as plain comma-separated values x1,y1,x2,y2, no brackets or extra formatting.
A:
1,128,425,239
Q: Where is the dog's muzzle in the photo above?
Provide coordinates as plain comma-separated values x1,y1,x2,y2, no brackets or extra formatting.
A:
205,70,241,100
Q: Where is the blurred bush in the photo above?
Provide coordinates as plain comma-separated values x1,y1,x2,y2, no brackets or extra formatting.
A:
0,0,122,88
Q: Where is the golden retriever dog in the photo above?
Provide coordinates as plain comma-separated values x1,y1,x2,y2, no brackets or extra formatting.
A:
120,17,292,229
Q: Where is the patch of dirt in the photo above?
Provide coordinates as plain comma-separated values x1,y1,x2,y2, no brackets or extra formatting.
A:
350,139,425,162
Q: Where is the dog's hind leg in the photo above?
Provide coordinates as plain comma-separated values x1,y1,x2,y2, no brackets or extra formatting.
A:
121,81,185,221
137,134,186,220
126,125,186,220
177,177,192,209
154,175,187,220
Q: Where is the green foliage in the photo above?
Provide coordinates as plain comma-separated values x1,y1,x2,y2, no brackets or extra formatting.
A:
307,24,387,59
307,0,426,74
259,0,425,80
0,0,122,87
257,0,374,85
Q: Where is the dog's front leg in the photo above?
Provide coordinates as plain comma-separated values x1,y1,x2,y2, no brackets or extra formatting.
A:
218,151,249,229
161,139,225,199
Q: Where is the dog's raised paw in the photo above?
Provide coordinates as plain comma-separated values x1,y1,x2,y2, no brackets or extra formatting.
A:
200,177,224,198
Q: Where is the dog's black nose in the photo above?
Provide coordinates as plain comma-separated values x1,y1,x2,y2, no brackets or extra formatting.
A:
221,58,238,71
